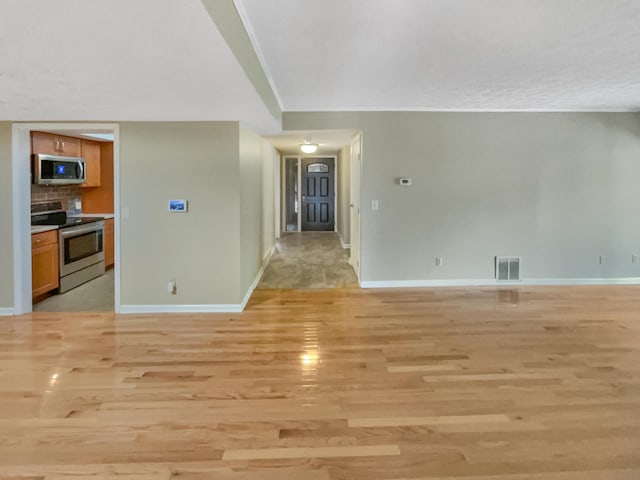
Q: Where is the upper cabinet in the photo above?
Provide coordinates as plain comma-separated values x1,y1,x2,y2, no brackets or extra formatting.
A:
30,131,102,188
81,139,101,188
31,131,81,157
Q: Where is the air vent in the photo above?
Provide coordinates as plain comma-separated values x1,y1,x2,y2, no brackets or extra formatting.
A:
495,256,520,281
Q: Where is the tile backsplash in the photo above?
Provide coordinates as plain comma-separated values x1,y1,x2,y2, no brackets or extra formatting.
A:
31,184,82,213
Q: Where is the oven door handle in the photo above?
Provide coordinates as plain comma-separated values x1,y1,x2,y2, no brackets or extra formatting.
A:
60,224,103,238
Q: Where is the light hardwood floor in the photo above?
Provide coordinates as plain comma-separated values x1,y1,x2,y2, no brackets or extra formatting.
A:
1,286,640,479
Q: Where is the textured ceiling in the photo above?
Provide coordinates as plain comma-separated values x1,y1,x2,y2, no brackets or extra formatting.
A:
236,0,640,111
0,0,279,132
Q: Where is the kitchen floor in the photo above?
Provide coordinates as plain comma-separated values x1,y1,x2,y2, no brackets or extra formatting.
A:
33,269,115,312
257,232,358,289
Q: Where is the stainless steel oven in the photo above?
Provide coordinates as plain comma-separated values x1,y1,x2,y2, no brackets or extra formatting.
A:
58,221,105,293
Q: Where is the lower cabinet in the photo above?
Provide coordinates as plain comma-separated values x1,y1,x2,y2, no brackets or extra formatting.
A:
104,218,114,268
32,231,59,298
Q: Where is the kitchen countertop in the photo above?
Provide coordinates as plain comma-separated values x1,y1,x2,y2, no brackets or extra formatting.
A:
71,213,115,219
31,225,59,234
31,213,114,234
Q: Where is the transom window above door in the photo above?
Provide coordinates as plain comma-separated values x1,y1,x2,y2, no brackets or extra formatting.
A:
307,163,329,173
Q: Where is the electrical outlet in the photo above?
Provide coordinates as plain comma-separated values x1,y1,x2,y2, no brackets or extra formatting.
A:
435,256,443,267
371,200,379,211
633,254,638,264
599,256,606,265
168,280,176,294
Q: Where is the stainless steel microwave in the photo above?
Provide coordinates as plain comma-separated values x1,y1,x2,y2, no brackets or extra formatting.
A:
33,154,86,185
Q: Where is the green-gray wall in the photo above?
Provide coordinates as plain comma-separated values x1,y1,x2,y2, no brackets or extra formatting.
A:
284,112,640,283
239,128,264,294
1,121,276,313
0,123,13,309
239,128,278,294
120,122,243,305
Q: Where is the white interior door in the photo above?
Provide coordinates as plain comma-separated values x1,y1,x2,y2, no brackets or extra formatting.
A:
349,134,362,281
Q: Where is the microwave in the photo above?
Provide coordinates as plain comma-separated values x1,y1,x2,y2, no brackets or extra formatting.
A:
32,154,86,185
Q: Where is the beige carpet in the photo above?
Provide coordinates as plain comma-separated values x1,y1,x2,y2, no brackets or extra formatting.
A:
33,269,115,312
257,232,358,289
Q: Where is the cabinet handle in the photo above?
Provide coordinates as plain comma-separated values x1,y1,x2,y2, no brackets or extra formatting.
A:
60,141,64,151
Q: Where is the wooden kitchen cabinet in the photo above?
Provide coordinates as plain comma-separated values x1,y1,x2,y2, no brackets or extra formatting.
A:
31,230,59,298
104,218,114,268
31,131,81,157
81,139,101,187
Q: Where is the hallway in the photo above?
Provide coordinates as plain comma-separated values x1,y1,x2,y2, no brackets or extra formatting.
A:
257,232,358,289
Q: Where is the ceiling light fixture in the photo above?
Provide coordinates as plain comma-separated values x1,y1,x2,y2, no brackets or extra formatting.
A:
300,139,318,154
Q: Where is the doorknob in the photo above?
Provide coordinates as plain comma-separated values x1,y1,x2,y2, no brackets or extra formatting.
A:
349,204,355,208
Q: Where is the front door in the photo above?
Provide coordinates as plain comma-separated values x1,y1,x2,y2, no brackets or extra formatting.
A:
301,158,335,231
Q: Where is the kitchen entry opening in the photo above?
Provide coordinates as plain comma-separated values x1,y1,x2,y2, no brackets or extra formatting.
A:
283,156,335,232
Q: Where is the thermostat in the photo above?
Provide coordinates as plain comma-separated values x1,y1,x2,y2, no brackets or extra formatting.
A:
398,177,412,186
168,199,188,212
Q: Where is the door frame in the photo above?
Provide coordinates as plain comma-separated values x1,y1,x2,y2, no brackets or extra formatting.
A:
280,154,338,234
349,133,362,282
11,122,121,315
300,157,336,232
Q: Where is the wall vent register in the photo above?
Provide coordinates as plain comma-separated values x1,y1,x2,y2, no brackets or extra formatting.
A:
495,256,521,281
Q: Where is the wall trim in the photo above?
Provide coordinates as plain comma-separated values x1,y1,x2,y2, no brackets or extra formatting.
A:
0,308,15,316
119,246,277,315
337,232,351,249
231,0,284,111
361,278,640,288
239,245,275,310
285,107,640,113
119,304,243,314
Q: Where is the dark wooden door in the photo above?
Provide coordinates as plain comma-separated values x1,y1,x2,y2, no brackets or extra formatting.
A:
301,158,335,231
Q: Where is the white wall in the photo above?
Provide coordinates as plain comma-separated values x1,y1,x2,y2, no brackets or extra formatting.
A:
120,122,243,306
283,112,640,283
0,123,13,309
336,145,351,247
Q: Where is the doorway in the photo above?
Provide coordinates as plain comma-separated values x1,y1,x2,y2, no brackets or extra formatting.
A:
301,158,335,231
282,155,338,233
11,123,120,315
259,130,362,289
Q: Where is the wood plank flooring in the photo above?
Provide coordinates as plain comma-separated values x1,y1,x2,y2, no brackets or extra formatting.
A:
1,286,640,479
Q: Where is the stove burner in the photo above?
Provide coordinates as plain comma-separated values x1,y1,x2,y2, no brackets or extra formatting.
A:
31,202,104,228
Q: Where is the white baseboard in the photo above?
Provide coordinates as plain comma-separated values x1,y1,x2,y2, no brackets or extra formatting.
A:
337,233,351,249
263,244,276,265
118,246,278,315
240,245,276,310
0,308,15,316
117,304,243,314
361,277,640,289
